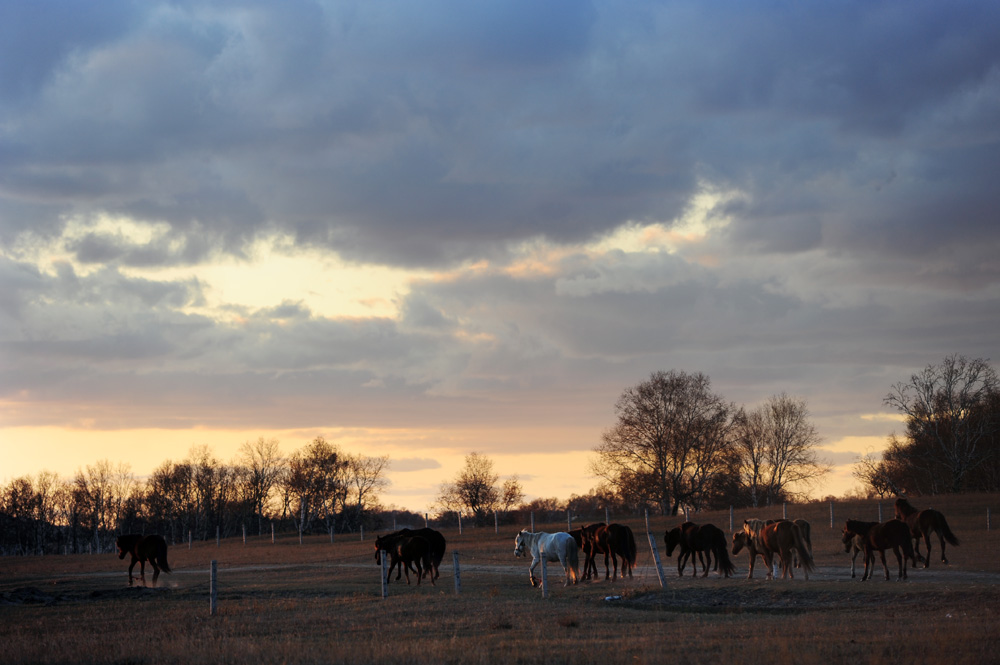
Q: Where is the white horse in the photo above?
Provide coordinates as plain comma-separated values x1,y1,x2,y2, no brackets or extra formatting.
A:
513,530,580,587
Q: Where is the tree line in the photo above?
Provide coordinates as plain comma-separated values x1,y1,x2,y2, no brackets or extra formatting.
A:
0,437,389,556
854,354,1000,497
6,356,992,555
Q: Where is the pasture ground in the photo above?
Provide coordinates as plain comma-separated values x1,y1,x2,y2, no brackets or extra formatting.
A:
2,494,999,664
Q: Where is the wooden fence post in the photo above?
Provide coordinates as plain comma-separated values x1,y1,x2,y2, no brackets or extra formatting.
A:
330,526,334,543
242,525,246,546
729,506,734,533
381,550,388,599
494,510,498,534
453,552,461,594
782,503,787,519
271,522,275,544
567,509,572,532
830,501,834,528
605,507,610,525
458,512,463,535
424,513,428,528
188,530,192,549
645,509,666,588
530,511,535,532
216,526,220,547
210,560,217,616
360,526,364,542
878,502,883,522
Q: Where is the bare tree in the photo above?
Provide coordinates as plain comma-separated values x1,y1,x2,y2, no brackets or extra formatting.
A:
237,437,284,535
436,452,523,525
884,354,999,493
591,370,736,515
73,460,134,551
734,394,830,506
853,445,908,498
282,437,348,534
345,453,390,530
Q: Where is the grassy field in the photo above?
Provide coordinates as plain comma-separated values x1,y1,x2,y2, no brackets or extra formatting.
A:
2,494,999,664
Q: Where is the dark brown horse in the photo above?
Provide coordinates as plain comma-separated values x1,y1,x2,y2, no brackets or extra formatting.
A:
664,522,735,578
375,534,435,586
116,534,171,587
894,498,960,568
569,523,607,581
842,519,916,581
599,523,637,580
375,527,446,580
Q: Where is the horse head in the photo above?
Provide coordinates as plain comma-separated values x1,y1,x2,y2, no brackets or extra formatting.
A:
663,527,680,557
731,531,748,555
514,530,527,557
374,535,386,563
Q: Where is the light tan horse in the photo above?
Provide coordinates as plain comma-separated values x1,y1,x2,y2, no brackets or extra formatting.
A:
737,519,813,580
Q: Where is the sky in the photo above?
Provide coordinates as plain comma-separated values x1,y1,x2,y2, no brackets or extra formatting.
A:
2,1,999,514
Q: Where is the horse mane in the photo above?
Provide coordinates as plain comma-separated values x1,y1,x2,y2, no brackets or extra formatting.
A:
894,498,917,516
744,519,768,550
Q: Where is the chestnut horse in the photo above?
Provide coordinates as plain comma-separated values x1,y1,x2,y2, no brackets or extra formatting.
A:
893,498,959,568
116,534,171,587
843,530,867,578
842,518,916,581
736,519,814,580
569,523,607,581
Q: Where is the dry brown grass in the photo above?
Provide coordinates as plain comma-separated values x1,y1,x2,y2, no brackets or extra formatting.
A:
2,494,999,664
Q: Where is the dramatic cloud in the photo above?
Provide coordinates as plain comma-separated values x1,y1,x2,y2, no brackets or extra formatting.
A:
2,1,999,508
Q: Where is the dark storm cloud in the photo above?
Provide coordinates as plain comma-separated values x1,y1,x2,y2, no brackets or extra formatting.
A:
3,0,997,273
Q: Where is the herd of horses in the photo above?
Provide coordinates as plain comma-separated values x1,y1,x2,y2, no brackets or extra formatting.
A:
112,498,961,589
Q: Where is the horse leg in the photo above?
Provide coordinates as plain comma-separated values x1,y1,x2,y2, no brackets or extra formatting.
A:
936,529,949,565
127,558,137,586
891,546,904,581
529,558,539,587
139,560,146,586
150,561,160,588
911,532,926,565
921,529,933,568
878,549,890,581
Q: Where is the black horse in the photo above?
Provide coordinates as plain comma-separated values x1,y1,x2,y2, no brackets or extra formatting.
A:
374,527,446,581
376,535,435,586
116,534,171,587
665,522,736,578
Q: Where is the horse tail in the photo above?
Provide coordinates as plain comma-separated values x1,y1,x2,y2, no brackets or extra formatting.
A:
623,526,637,566
714,537,736,577
792,525,814,573
937,513,960,546
899,523,917,566
157,537,172,573
568,540,580,582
